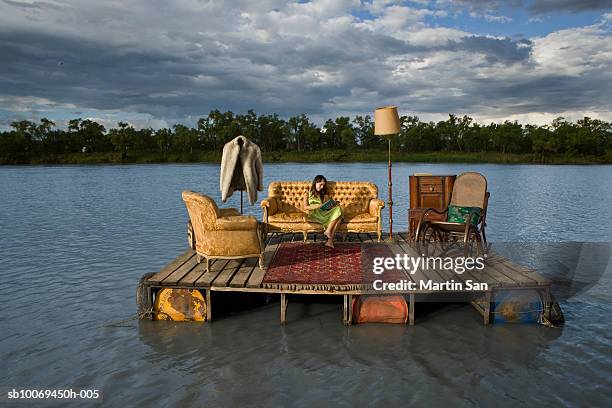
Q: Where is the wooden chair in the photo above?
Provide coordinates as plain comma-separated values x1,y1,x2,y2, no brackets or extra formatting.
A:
415,172,489,257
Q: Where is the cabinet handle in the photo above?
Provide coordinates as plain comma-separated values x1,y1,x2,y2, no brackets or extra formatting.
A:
429,186,434,191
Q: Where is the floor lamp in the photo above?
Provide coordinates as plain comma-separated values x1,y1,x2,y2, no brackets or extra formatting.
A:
374,106,400,240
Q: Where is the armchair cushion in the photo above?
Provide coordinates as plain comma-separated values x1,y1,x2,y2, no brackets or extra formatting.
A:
215,215,258,231
219,208,240,217
447,205,481,226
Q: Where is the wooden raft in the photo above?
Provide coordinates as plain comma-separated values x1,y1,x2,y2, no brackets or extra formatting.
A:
145,232,552,326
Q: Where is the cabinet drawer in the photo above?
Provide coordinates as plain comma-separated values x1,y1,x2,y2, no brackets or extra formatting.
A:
418,176,443,185
419,183,442,193
409,174,456,210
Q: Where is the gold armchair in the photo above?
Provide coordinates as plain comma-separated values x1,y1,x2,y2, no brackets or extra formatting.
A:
182,191,265,271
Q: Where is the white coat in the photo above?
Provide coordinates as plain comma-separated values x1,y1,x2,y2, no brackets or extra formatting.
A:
220,135,263,205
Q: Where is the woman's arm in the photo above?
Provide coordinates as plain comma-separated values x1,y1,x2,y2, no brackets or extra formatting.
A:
303,192,322,210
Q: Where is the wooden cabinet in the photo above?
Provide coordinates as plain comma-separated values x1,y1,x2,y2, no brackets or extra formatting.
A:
408,175,456,240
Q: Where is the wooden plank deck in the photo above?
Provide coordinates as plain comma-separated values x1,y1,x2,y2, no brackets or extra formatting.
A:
146,232,552,325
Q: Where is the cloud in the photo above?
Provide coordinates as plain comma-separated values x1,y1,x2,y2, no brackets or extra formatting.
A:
443,0,612,14
528,0,612,15
455,36,532,63
478,13,513,23
0,0,610,129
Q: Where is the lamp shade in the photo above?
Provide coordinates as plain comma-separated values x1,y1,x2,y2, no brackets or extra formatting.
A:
374,106,400,136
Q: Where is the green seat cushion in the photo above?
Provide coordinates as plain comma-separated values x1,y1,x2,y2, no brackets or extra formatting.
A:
447,205,481,226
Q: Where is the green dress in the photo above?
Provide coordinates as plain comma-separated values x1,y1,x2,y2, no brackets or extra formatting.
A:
308,194,343,228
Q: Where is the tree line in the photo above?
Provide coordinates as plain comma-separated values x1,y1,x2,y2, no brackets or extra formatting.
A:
1,109,610,163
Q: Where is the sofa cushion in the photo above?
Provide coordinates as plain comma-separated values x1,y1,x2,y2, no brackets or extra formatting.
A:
268,211,309,223
343,213,377,223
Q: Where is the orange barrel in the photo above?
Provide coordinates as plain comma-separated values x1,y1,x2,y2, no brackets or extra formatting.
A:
154,288,207,321
352,295,408,324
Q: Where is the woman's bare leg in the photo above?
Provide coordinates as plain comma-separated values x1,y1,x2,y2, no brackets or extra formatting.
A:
325,217,342,248
331,217,341,239
324,219,337,238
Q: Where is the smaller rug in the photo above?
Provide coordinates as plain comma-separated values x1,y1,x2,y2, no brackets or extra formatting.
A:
262,242,406,291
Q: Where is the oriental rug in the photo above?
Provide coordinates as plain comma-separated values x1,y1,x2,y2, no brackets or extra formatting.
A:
261,242,406,291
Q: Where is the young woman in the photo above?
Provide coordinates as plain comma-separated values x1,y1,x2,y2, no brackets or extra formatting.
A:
303,175,343,248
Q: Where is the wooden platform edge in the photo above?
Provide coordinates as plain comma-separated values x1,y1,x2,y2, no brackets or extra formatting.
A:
143,233,556,326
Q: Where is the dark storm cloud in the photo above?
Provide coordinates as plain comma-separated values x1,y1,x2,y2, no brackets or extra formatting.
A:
447,0,612,14
462,74,607,112
0,0,609,126
452,36,532,63
0,27,321,120
1,0,67,11
529,0,612,14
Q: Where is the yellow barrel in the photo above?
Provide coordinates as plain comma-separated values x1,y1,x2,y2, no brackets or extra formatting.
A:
154,288,206,321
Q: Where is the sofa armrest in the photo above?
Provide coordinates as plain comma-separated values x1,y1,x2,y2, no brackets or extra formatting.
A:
215,215,258,231
261,197,279,217
369,198,386,217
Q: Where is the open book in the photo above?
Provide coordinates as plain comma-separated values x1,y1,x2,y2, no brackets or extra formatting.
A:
320,198,338,211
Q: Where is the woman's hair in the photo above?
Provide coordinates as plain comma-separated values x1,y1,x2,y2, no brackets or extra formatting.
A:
309,175,328,198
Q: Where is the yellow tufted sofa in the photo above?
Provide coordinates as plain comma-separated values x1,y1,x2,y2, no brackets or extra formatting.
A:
261,181,385,241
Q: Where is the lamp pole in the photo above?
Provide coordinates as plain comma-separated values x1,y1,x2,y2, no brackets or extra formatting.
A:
387,137,393,240
374,106,400,242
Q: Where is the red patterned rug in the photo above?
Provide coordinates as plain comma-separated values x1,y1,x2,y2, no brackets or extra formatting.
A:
262,242,406,290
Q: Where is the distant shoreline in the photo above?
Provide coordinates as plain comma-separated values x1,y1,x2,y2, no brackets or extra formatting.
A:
2,149,610,165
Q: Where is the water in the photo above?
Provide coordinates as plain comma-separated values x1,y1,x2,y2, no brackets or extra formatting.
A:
0,163,611,407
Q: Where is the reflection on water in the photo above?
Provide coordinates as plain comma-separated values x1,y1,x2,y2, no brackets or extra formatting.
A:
0,163,611,406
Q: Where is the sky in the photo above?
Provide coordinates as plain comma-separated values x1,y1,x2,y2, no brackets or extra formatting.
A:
0,0,611,130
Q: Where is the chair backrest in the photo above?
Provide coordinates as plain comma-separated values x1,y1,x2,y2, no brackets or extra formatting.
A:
267,181,378,216
449,172,488,209
182,191,219,240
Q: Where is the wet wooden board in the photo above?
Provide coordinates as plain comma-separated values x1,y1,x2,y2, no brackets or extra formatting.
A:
398,232,410,241
228,233,279,288
486,256,538,286
487,253,551,286
212,259,244,287
178,261,208,286
162,255,201,286
479,261,521,287
229,258,258,288
148,249,195,284
195,259,230,287
395,240,449,287
246,234,283,288
384,242,418,284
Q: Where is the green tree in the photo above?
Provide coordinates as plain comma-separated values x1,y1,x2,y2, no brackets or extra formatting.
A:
173,124,199,154
288,114,315,152
154,128,173,153
108,122,135,159
353,115,380,149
